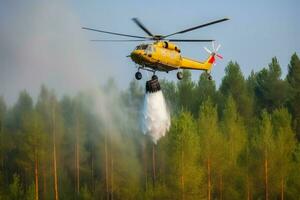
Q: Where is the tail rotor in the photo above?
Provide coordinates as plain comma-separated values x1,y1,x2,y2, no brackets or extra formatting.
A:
204,41,223,65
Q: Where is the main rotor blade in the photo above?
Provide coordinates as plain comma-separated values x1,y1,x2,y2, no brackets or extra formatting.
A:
204,47,212,54
216,44,221,51
90,39,149,42
132,18,154,37
168,39,214,42
163,18,229,38
82,27,148,39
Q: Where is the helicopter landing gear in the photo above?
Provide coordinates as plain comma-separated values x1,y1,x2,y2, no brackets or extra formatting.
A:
152,71,158,80
152,74,158,80
177,71,183,80
135,71,142,80
206,71,212,80
207,74,212,80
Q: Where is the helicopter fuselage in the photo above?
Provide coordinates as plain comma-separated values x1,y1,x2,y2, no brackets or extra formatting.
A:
130,41,214,73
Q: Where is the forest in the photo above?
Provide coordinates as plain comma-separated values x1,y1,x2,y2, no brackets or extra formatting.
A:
0,53,300,200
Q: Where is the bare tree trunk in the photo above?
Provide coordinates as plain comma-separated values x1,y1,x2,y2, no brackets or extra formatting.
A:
111,157,114,200
35,149,39,200
207,157,211,200
52,104,59,200
91,150,95,194
264,150,268,200
281,177,284,200
110,132,114,200
105,132,109,200
152,144,156,189
76,128,80,196
181,148,185,200
246,146,250,200
219,174,223,200
43,167,47,200
74,142,76,198
143,139,148,191
247,174,250,200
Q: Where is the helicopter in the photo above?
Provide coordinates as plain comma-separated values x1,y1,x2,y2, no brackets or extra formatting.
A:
82,17,229,80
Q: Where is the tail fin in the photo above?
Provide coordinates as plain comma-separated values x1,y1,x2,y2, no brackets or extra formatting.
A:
204,54,216,70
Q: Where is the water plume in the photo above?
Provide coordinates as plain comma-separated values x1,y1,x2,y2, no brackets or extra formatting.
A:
142,88,170,144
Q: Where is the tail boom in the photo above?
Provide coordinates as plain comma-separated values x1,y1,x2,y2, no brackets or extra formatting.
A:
180,55,215,71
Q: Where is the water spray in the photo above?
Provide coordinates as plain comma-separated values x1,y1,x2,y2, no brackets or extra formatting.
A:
142,78,171,144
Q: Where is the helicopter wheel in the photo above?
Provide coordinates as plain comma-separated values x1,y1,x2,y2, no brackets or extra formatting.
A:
177,71,183,80
152,74,158,80
135,71,142,80
207,74,212,81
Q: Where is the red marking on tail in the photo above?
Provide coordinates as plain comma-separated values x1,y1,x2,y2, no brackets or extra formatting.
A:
208,56,215,64
216,54,223,59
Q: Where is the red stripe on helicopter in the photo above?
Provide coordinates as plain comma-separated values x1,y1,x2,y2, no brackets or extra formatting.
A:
208,56,215,64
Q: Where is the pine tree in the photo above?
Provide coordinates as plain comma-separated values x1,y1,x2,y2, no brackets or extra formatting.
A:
198,99,222,200
177,70,195,113
193,73,217,117
167,112,202,200
255,111,275,200
255,57,288,112
220,61,253,119
286,53,300,140
221,96,246,199
22,110,46,200
272,108,296,199
0,97,6,172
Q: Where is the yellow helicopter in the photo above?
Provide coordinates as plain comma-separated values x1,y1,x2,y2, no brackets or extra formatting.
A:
83,17,229,80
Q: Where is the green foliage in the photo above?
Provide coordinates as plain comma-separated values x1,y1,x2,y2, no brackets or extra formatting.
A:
255,57,289,112
25,183,35,200
193,73,217,116
220,61,253,120
79,185,92,200
0,54,299,198
177,70,195,113
167,111,202,199
286,53,300,139
9,174,23,200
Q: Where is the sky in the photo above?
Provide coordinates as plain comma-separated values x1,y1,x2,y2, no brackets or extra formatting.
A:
0,0,299,103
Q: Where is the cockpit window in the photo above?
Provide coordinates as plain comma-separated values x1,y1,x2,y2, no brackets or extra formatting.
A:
136,44,148,50
145,45,154,54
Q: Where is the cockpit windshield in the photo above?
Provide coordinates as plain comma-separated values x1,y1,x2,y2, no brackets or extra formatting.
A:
135,44,148,50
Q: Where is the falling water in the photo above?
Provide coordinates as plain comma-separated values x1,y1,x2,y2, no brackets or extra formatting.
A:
142,90,171,144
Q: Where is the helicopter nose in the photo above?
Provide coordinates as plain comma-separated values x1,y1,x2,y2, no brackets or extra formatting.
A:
130,50,139,58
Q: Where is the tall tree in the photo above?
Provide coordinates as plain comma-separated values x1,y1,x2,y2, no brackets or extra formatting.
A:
160,79,178,112
0,97,6,171
36,86,64,200
198,99,222,200
220,61,253,120
22,111,46,200
12,91,34,189
36,86,52,200
255,57,288,112
221,96,246,199
193,73,217,116
167,112,202,200
272,108,296,199
177,70,195,113
255,111,275,200
286,53,300,140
